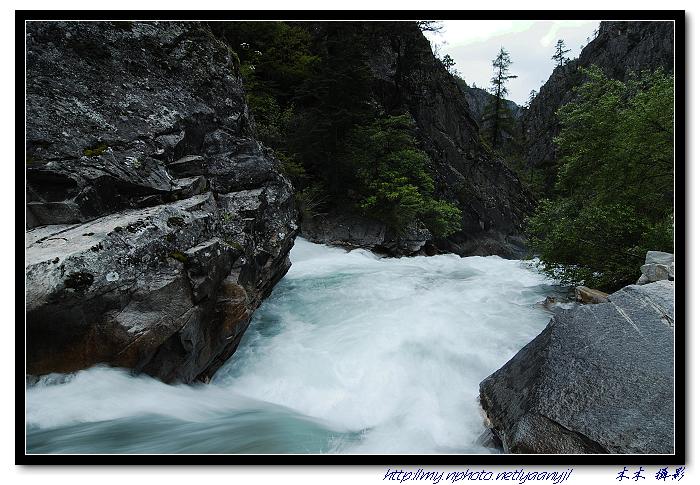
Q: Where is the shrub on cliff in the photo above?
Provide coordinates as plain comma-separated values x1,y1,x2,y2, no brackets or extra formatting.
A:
344,115,462,238
526,67,674,291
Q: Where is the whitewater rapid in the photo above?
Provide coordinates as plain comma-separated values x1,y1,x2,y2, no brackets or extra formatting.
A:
26,238,564,454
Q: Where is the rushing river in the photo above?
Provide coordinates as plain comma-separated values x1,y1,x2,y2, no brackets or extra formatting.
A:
26,238,565,454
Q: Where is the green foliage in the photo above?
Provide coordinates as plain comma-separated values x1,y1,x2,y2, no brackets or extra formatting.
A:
209,22,320,149
526,67,674,291
551,39,571,67
277,151,307,186
422,199,463,238
246,92,294,147
344,115,462,237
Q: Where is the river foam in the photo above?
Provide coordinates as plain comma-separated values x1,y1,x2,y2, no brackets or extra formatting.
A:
26,238,561,454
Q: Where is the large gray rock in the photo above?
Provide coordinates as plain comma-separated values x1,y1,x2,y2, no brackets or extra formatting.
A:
637,250,675,284
480,280,674,454
25,21,297,383
645,250,674,266
25,21,265,228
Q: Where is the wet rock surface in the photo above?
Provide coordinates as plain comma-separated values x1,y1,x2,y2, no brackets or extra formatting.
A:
480,280,674,454
25,21,297,382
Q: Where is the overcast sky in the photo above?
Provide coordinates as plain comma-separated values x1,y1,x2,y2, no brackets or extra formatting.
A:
425,20,600,105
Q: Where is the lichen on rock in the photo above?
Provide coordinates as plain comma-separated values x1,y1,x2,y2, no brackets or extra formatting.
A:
25,21,297,383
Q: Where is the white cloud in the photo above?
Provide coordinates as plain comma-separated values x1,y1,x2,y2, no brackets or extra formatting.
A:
434,20,536,47
539,20,601,47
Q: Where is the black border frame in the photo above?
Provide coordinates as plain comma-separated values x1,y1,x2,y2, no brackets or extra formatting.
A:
16,9,686,466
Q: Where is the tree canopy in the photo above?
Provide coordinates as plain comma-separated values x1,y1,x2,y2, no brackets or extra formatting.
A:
344,115,462,237
526,66,674,291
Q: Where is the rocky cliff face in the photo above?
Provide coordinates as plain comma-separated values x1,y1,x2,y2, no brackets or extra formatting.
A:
303,22,532,258
479,256,675,454
522,21,674,191
460,85,523,128
25,21,297,383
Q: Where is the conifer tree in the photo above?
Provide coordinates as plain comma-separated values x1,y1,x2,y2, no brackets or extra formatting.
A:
527,89,537,108
485,47,517,148
552,39,571,67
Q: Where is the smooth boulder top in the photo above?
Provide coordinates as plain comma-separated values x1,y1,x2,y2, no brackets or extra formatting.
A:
480,280,674,454
638,251,675,285
646,250,674,266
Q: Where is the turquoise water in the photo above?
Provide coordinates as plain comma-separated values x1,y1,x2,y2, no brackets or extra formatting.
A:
26,239,560,454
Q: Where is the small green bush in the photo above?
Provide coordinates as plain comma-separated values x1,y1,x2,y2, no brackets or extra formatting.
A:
344,114,462,238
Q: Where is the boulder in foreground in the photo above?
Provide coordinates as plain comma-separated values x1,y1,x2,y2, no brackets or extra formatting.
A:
480,280,674,454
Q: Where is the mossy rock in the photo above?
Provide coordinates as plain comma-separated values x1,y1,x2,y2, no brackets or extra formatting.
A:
169,251,188,264
83,143,109,157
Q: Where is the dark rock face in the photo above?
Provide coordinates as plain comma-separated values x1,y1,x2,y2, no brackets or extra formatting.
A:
25,21,297,382
369,24,532,258
301,23,532,258
522,21,674,191
301,211,430,256
479,280,674,454
462,86,523,124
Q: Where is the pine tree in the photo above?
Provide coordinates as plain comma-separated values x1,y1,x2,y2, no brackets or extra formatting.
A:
527,89,537,108
552,39,571,67
441,54,457,75
485,47,517,148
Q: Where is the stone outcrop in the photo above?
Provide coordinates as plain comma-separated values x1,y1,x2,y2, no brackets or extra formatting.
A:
457,82,524,152
460,85,523,126
300,22,532,259
574,286,609,304
522,21,674,192
301,211,431,256
480,271,674,453
638,250,675,285
25,21,297,382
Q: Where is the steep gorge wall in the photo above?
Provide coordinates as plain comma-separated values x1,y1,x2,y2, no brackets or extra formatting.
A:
304,22,533,258
25,21,297,383
522,21,674,191
370,23,533,257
